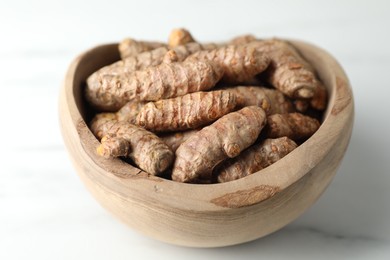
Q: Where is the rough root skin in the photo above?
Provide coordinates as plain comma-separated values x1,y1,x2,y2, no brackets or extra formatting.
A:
172,106,267,183
267,112,320,141
118,38,167,59
99,47,170,77
225,86,294,115
96,121,174,175
162,50,180,64
160,129,199,152
216,137,298,183
116,99,146,124
86,60,224,110
229,34,257,45
187,44,270,84
168,28,195,48
89,113,117,140
86,42,214,101
97,135,131,158
136,90,237,132
261,88,295,114
251,39,321,99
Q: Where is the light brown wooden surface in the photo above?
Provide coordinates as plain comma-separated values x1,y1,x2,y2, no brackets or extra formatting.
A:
59,40,354,247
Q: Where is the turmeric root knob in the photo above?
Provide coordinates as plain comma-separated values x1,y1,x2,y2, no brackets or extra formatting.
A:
116,99,146,124
89,113,117,139
216,137,298,183
136,90,237,132
168,28,195,48
97,135,131,158
251,39,321,99
96,121,174,175
87,42,214,94
118,38,167,59
172,106,267,183
159,130,199,152
187,44,270,84
225,86,295,115
267,112,320,141
229,34,257,45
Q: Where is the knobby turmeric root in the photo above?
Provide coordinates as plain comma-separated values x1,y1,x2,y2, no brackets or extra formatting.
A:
85,59,224,111
97,121,174,175
216,137,298,183
292,82,328,112
89,42,217,81
89,113,117,140
266,112,320,141
97,135,131,158
186,44,270,84
251,39,322,99
160,129,199,152
172,106,267,183
119,38,167,59
168,28,195,48
229,34,257,45
225,86,294,115
136,90,237,132
90,100,145,140
261,88,296,114
116,99,146,124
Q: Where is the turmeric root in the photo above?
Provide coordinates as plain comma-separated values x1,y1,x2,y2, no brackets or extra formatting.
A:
186,44,270,84
216,137,297,183
292,82,328,113
116,99,146,124
119,38,167,59
90,100,145,139
97,121,174,175
225,86,294,115
251,39,321,99
225,86,271,113
90,42,214,79
172,106,267,183
86,43,205,97
168,28,195,48
97,135,131,158
136,90,237,132
229,34,257,45
162,50,180,64
160,129,199,152
310,82,328,111
89,113,117,139
293,99,309,113
85,59,224,111
266,112,320,141
262,88,295,114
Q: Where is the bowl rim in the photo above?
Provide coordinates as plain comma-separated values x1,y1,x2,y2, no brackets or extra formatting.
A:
60,39,354,211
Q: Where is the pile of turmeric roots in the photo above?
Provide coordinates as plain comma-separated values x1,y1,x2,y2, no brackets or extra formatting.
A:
86,29,327,184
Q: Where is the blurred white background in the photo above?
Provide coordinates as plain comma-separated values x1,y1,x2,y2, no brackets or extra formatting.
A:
0,0,389,259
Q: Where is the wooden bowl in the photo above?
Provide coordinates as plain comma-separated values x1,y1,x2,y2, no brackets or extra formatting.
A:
59,40,354,247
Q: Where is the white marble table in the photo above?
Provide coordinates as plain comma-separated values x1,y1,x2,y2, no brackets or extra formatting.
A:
1,0,389,259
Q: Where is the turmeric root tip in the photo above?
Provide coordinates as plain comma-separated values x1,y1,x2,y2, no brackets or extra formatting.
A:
266,112,320,141
216,137,297,183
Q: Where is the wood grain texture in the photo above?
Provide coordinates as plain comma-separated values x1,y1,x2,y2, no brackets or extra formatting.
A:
59,40,354,247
